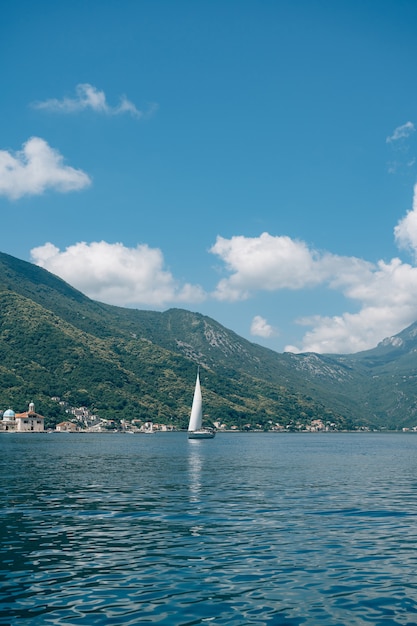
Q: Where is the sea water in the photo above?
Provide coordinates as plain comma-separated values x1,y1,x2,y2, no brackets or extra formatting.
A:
1,432,417,625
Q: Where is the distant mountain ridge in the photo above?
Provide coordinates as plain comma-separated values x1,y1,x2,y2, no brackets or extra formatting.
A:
1,250,417,430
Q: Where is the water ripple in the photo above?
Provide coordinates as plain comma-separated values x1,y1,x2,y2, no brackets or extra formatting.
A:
1,432,417,624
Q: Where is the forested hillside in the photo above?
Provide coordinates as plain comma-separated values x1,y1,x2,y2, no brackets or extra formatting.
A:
1,251,417,430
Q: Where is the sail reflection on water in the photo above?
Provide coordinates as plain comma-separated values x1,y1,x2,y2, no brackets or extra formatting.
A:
187,440,203,503
187,440,206,536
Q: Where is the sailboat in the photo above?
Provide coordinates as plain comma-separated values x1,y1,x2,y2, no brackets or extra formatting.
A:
188,369,215,439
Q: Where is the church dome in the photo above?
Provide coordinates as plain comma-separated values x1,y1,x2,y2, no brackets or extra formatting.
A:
3,409,15,421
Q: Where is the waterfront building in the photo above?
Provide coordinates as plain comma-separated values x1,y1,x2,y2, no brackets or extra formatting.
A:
0,402,45,432
1,408,16,431
56,421,78,432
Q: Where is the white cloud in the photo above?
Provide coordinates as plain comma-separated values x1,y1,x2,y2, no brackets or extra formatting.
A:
26,184,417,355
288,257,417,353
210,190,417,354
386,121,415,143
394,183,417,259
30,241,206,307
250,315,277,338
0,137,91,200
210,233,322,301
210,232,370,301
32,84,155,119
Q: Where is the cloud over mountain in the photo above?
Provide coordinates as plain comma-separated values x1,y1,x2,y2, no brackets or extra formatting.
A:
209,188,417,353
31,241,206,308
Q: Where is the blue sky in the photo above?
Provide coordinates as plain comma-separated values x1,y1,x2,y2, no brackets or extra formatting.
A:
2,0,417,354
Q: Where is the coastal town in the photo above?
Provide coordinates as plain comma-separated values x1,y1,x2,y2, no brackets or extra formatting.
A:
2,400,417,433
0,398,332,433
0,400,173,433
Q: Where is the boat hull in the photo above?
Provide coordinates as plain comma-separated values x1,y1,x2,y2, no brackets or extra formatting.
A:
188,429,215,439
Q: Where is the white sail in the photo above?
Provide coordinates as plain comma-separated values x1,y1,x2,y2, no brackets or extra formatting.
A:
188,371,203,432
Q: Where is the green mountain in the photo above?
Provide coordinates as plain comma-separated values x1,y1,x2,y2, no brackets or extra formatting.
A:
1,250,416,430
